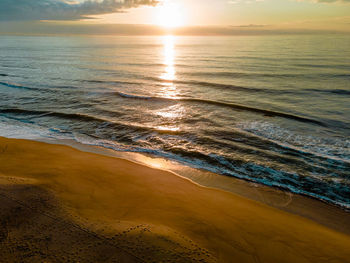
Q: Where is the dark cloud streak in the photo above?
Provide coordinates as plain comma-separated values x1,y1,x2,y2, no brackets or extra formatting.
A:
0,0,159,21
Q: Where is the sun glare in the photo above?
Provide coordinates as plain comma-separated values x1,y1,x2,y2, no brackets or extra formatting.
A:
156,1,185,28
161,35,175,81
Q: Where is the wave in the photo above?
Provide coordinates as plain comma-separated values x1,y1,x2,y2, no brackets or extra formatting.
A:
80,76,350,99
0,81,88,96
81,76,350,97
145,77,350,97
183,71,350,80
119,62,192,68
0,108,111,123
117,92,159,100
0,73,9,77
145,76,266,92
81,77,272,94
0,81,39,91
183,71,297,78
305,88,350,96
116,92,326,126
83,79,143,86
0,108,183,136
294,64,350,70
52,85,82,90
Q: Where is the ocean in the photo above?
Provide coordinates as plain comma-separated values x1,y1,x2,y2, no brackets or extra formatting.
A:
0,34,349,208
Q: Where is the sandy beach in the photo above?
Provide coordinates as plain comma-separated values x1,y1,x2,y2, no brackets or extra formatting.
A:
0,136,350,262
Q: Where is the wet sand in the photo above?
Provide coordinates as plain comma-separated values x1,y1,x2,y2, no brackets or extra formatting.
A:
0,137,350,262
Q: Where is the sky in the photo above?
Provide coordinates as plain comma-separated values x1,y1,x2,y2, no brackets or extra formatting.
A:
0,0,349,35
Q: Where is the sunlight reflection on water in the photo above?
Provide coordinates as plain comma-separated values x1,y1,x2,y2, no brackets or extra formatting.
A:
160,35,178,97
154,35,184,132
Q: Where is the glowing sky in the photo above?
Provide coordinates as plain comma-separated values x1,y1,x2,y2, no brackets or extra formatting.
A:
100,0,350,29
0,0,349,34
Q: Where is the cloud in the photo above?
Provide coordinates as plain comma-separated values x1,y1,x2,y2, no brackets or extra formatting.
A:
0,0,159,21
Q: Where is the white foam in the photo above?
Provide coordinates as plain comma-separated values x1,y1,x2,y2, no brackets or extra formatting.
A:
0,116,69,140
237,120,350,162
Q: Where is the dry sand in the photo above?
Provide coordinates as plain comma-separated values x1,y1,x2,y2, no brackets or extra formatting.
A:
0,137,349,262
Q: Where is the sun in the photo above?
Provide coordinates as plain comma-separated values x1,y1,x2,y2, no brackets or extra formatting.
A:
155,1,185,28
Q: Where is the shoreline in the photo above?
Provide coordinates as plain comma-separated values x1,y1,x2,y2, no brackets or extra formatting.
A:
39,137,350,235
0,136,350,262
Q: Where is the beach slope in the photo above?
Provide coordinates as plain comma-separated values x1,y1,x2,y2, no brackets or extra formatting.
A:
0,137,349,262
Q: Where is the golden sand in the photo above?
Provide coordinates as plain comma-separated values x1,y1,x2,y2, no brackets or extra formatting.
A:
0,137,349,262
